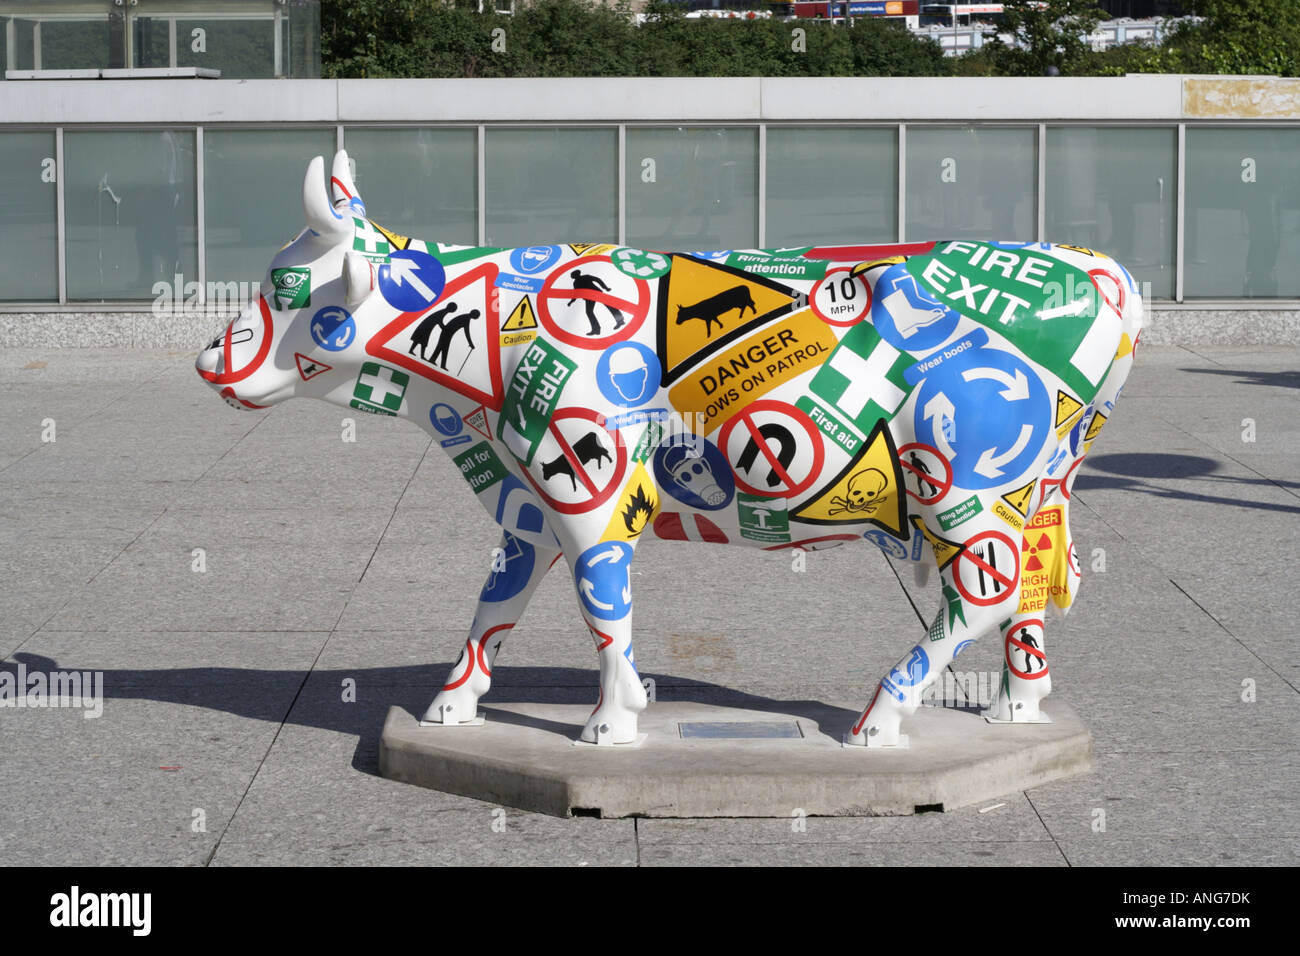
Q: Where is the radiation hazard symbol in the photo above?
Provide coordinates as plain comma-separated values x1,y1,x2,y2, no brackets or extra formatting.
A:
1017,505,1072,614
601,462,660,543
909,515,965,572
657,254,806,386
791,420,907,539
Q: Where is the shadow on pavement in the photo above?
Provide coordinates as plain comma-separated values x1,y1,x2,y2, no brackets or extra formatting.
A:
1076,452,1300,514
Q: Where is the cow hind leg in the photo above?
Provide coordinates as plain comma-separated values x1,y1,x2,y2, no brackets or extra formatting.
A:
847,519,1025,747
421,532,560,726
983,612,1052,722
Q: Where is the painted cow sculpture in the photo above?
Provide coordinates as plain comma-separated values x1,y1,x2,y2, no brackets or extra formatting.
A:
197,151,1142,747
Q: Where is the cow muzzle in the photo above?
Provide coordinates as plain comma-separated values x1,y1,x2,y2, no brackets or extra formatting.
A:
196,297,276,409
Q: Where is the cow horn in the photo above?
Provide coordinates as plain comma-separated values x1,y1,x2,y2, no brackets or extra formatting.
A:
303,155,350,241
330,150,365,215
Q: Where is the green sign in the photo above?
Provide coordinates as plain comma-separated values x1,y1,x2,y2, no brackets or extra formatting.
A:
905,241,1116,401
936,494,983,531
631,416,666,464
726,252,826,281
454,441,508,494
796,396,861,457
806,321,913,435
737,493,790,544
353,217,391,263
271,267,310,310
350,362,408,416
498,337,578,465
613,248,672,279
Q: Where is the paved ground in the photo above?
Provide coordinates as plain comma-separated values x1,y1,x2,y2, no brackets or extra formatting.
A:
1,344,1296,866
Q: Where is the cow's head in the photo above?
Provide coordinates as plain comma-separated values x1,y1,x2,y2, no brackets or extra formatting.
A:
195,150,381,411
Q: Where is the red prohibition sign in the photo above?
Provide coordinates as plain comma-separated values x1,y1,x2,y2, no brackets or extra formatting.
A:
718,399,824,499
897,442,953,506
1088,268,1127,316
537,254,651,349
198,297,274,387
811,267,873,327
1067,540,1080,578
1059,456,1083,500
953,529,1020,607
521,407,627,515
1005,618,1048,680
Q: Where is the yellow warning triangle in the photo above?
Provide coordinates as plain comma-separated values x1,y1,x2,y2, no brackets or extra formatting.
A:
851,255,906,277
909,515,964,571
372,221,411,251
1055,389,1084,434
502,296,538,332
569,243,597,255
660,255,799,383
601,462,659,543
1001,479,1036,519
1084,410,1108,447
791,421,906,539
1115,332,1134,360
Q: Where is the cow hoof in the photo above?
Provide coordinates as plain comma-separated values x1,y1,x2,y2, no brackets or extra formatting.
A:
844,721,907,748
579,712,640,746
420,690,482,726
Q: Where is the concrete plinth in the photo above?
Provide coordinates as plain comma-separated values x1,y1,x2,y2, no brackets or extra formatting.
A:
378,700,1092,818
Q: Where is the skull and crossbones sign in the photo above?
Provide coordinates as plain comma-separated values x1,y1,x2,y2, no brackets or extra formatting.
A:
829,468,888,516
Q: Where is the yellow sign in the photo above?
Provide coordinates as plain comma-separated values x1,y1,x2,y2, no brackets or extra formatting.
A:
373,221,411,251
568,243,598,255
1017,505,1073,614
658,254,802,384
910,515,964,571
601,462,659,542
502,296,538,331
850,256,905,277
1115,332,1134,360
1002,479,1035,517
790,420,905,537
1055,389,1084,437
1084,410,1108,450
668,308,836,433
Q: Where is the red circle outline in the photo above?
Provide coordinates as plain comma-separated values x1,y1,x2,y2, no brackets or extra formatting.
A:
1088,268,1126,316
536,254,651,349
810,267,873,327
1005,618,1048,680
718,400,824,499
520,407,628,515
897,442,954,506
199,297,274,386
953,529,1021,608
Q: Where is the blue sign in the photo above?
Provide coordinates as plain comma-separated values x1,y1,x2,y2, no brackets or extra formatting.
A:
872,263,961,353
429,403,462,437
596,342,661,408
309,306,356,352
653,436,735,512
494,273,544,294
574,541,635,621
509,245,562,275
378,250,446,312
480,533,536,603
863,528,924,562
492,474,550,544
912,344,1051,491
882,645,930,702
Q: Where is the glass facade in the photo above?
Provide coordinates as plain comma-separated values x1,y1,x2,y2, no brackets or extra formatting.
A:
486,127,617,248
626,127,758,251
906,126,1037,242
64,129,197,302
1184,127,1300,298
766,127,897,247
2,120,1299,304
0,131,57,300
1047,126,1176,300
203,128,334,288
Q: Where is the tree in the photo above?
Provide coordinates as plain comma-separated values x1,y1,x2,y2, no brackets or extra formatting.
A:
978,0,1106,76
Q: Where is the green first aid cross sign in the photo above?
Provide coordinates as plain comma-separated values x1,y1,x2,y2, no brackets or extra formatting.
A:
351,362,409,416
806,321,914,435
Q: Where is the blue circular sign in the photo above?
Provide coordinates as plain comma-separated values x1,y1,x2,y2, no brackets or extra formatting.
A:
309,306,356,352
871,263,961,353
652,436,735,511
480,535,537,604
429,402,462,437
377,250,446,312
509,245,562,275
574,541,635,621
595,342,661,408
912,345,1051,491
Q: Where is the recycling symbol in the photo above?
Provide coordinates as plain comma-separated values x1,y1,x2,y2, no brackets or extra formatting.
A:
612,248,671,280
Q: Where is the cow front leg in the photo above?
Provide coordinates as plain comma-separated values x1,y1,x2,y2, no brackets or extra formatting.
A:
421,532,560,726
567,541,647,745
847,529,1023,747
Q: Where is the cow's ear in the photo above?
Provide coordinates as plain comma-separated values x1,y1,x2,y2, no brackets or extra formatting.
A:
303,155,350,242
331,150,365,216
343,251,375,309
